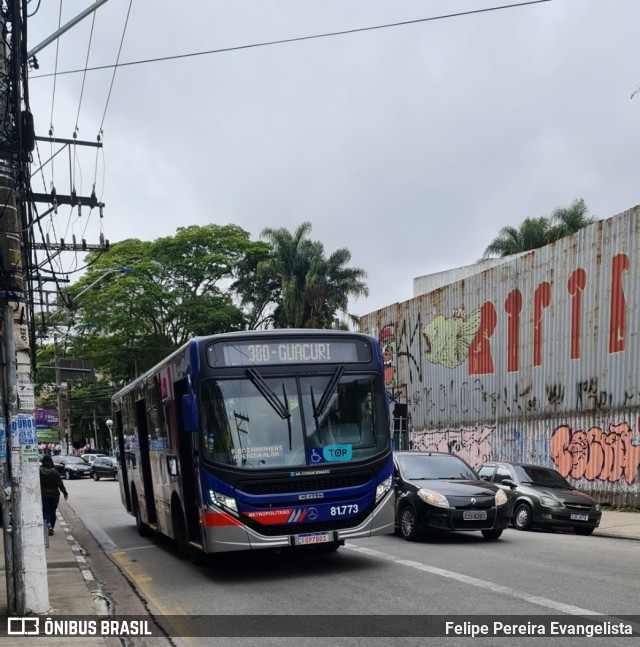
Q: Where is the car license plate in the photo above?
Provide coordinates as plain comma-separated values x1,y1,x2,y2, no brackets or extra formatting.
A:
296,532,330,545
463,510,487,521
570,513,589,521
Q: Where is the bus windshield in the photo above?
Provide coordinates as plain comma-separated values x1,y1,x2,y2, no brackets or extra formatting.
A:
200,372,385,469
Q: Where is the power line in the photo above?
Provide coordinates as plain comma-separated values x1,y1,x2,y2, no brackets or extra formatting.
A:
31,0,552,79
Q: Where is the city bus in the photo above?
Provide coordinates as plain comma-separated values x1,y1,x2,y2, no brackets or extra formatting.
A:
111,329,394,555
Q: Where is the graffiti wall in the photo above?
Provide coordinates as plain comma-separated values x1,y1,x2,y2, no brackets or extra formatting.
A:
360,206,640,505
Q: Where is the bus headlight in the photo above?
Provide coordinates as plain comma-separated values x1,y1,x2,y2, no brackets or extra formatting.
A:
375,476,392,503
210,490,239,516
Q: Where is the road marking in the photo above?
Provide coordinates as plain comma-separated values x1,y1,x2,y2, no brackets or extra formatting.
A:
111,550,195,644
345,544,602,616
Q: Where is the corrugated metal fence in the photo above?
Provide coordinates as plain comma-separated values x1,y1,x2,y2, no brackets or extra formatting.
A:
360,206,640,506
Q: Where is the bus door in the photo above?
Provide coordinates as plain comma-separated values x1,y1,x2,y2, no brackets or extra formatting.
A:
135,399,157,525
174,379,200,542
115,410,132,513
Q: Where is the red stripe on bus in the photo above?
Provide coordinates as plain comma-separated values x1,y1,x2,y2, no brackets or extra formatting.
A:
201,511,244,527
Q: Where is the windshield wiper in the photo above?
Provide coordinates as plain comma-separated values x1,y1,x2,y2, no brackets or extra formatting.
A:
313,366,344,418
246,368,293,449
246,368,290,420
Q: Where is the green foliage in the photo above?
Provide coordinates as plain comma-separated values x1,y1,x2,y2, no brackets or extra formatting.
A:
36,222,368,444
257,222,368,329
483,199,596,258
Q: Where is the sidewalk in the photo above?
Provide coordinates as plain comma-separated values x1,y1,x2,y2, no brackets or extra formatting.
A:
0,506,119,646
0,507,637,644
593,509,640,540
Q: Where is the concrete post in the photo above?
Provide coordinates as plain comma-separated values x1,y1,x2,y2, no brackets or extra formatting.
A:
0,2,49,614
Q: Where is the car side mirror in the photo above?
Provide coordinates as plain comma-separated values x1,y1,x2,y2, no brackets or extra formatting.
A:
501,479,516,488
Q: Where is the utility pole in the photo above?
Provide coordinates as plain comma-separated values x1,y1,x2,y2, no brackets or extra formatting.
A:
0,1,49,614
53,334,67,454
92,410,98,450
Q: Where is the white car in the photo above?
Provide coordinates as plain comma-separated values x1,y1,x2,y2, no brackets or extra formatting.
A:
80,453,107,465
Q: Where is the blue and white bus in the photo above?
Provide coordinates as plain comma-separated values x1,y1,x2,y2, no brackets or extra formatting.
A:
112,330,394,555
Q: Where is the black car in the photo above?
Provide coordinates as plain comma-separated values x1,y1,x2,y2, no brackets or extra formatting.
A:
90,456,117,481
51,455,92,480
393,451,510,541
477,461,602,536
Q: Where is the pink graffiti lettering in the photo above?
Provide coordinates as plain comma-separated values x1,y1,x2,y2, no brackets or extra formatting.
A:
550,422,640,484
411,426,494,468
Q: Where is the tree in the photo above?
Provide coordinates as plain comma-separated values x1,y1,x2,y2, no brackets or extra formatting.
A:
53,224,261,384
258,223,315,328
483,200,596,258
547,198,595,240
482,216,550,258
257,222,368,329
304,247,369,328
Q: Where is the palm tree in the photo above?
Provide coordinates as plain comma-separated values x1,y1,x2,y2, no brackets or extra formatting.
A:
260,222,368,328
305,247,369,328
259,223,316,328
483,200,596,258
547,198,595,240
483,216,550,258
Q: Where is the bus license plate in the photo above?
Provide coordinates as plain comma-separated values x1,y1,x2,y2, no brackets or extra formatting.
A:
296,532,330,545
570,513,589,521
463,510,487,521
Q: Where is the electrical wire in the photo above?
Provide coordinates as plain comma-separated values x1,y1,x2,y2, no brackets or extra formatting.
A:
98,0,133,134
31,0,553,79
74,9,97,136
27,0,42,18
48,0,64,185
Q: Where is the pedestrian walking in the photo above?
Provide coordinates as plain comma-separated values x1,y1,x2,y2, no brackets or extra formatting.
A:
40,455,68,535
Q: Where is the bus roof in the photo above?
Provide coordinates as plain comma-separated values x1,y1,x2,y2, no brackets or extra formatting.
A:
111,329,378,402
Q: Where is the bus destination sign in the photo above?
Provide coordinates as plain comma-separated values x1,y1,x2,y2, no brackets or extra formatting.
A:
208,339,371,367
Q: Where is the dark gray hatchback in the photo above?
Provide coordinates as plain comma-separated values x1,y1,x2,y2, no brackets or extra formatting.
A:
477,461,602,536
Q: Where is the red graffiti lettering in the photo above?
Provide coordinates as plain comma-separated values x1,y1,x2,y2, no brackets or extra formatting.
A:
505,290,522,373
533,282,552,367
609,253,629,353
468,301,497,375
567,268,587,360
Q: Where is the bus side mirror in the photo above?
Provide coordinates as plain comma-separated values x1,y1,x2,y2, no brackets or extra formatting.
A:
181,394,198,432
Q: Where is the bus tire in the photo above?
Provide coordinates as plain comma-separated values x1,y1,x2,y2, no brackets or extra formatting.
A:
132,492,151,537
171,499,189,557
316,541,342,553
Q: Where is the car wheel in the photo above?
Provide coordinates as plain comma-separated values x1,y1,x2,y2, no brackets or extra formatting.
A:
400,505,421,541
65,470,72,480
574,527,595,536
92,472,100,481
481,529,503,540
513,503,533,531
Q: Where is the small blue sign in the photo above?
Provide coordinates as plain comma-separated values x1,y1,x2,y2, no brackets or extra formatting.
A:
323,444,353,462
308,448,324,464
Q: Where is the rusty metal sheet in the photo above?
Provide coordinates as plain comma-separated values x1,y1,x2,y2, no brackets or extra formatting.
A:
360,206,640,505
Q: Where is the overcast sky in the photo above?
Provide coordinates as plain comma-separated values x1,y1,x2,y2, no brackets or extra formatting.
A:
26,0,640,316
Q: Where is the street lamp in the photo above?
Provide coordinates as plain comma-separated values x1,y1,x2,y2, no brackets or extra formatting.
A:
106,419,114,456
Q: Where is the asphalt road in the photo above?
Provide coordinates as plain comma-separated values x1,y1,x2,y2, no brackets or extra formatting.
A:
62,477,640,646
